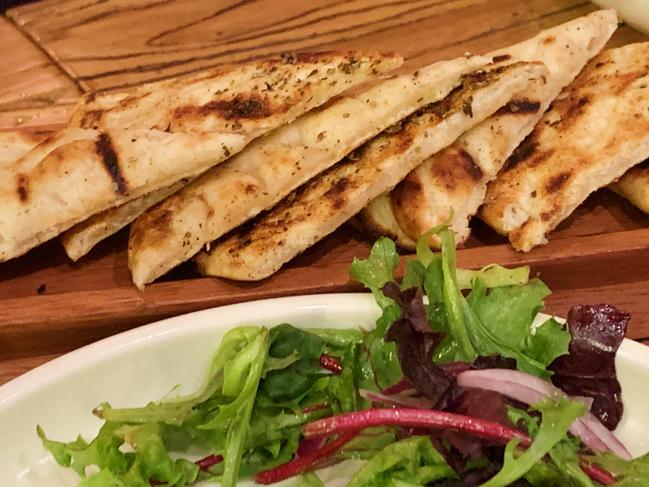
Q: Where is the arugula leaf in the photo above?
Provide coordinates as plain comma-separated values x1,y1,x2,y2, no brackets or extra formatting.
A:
347,436,455,487
456,264,530,290
481,398,585,487
438,228,477,362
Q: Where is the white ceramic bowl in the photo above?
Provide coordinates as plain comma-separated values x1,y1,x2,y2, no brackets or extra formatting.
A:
593,1,649,34
1,294,647,486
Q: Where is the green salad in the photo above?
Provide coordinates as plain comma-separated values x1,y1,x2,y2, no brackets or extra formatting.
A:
39,227,649,486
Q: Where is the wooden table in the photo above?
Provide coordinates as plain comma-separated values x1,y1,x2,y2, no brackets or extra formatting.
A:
1,0,649,386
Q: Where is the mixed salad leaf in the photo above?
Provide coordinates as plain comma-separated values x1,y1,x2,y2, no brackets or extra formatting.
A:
39,227,640,486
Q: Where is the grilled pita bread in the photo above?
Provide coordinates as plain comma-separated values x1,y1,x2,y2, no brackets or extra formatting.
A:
61,51,403,260
609,161,649,214
196,61,547,281
60,182,186,261
70,51,403,136
358,192,418,248
0,130,49,171
127,54,491,288
359,10,618,249
0,128,246,261
480,43,649,252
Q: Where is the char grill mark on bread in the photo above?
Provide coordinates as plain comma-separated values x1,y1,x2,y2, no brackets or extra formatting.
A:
359,10,618,248
127,54,489,288
195,61,547,281
480,42,649,251
61,51,403,261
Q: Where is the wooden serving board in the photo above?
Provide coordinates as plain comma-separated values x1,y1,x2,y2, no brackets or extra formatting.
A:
2,187,649,363
2,0,649,386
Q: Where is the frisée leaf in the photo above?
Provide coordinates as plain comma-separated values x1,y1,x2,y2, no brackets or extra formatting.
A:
481,398,585,487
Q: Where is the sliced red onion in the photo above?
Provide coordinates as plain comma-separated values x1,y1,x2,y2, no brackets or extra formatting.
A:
457,369,631,460
359,389,434,409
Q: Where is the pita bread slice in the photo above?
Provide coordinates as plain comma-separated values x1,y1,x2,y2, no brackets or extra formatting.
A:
70,51,403,136
0,130,49,171
480,42,649,252
360,9,618,249
0,128,247,262
60,52,403,261
609,161,649,214
358,192,417,248
196,61,547,281
60,182,186,261
127,54,491,288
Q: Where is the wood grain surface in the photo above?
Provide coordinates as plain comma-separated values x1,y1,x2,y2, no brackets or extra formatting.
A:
1,0,649,386
0,17,79,128
7,0,645,92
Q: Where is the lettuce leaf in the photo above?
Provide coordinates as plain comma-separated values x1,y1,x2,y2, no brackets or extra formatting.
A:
40,327,269,487
347,436,455,487
37,423,129,478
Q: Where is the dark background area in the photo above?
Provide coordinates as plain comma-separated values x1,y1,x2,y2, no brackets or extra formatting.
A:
1,0,36,10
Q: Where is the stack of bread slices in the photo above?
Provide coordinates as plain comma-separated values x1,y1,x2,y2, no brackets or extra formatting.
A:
3,10,649,288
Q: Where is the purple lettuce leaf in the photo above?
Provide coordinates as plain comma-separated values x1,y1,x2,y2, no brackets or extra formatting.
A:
549,304,629,430
382,283,453,408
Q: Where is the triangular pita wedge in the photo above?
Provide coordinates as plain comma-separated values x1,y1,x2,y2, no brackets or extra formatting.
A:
61,51,403,260
609,161,649,214
359,9,617,249
196,61,547,281
358,193,417,248
0,130,49,171
60,182,186,261
480,42,649,252
0,127,247,262
70,51,403,136
127,54,491,288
